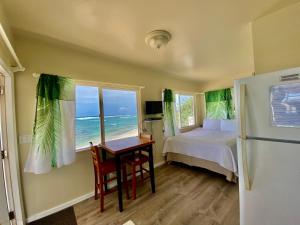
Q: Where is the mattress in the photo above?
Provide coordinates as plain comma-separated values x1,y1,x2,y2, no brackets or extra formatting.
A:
163,128,238,173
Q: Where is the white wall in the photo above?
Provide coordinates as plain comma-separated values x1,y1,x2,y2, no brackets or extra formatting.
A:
252,2,300,73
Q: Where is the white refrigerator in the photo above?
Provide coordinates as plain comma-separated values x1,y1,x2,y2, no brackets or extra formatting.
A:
234,67,300,225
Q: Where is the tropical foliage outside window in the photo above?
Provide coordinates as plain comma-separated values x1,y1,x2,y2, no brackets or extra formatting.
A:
175,94,195,128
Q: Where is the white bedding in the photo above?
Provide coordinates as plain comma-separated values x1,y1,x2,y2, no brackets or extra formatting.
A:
163,128,238,174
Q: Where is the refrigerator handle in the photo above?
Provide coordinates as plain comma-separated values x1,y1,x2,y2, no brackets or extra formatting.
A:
239,84,251,190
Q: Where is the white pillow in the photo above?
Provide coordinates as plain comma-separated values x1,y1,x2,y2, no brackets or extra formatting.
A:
220,119,237,132
203,119,221,130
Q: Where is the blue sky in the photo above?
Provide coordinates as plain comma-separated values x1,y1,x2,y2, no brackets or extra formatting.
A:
76,86,137,117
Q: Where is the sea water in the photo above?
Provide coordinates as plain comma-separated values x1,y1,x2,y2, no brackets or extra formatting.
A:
76,115,138,149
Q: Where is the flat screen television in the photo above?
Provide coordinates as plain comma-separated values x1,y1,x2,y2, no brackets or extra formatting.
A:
146,101,163,114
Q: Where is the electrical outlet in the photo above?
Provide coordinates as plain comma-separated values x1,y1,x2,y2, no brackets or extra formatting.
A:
19,135,32,144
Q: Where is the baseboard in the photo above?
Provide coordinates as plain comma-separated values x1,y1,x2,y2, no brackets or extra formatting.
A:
26,161,166,223
26,191,94,223
154,161,165,168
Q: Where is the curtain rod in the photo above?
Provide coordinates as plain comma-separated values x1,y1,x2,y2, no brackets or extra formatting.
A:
202,86,234,93
0,23,25,72
32,73,145,89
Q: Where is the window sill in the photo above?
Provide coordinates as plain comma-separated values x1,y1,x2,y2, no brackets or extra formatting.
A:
179,125,197,133
76,147,90,153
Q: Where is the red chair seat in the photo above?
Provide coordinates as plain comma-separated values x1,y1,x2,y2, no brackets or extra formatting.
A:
123,133,153,200
124,153,149,165
100,159,117,174
124,153,150,200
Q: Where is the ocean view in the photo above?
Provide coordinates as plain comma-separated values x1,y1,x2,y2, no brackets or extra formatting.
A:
75,86,139,149
76,115,138,149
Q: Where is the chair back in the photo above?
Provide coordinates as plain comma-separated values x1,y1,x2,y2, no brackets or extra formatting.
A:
139,133,153,141
90,142,102,179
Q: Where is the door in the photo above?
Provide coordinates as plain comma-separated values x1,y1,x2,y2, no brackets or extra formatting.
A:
0,75,10,225
0,160,10,225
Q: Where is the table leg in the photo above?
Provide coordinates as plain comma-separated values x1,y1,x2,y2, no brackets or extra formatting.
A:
115,155,123,212
101,150,108,191
148,145,156,193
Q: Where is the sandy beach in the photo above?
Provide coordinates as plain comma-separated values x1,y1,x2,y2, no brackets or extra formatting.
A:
107,128,138,141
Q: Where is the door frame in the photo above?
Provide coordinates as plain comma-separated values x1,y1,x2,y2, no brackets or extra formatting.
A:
0,58,25,225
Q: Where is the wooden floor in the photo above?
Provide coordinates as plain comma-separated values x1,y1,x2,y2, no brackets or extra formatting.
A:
74,163,239,225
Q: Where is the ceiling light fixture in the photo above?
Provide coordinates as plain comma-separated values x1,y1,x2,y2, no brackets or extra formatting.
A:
145,30,171,50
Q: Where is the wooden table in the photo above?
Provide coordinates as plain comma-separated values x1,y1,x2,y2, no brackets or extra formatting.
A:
100,136,156,212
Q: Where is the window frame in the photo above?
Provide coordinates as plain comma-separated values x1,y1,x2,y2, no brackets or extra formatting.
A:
75,80,143,152
174,91,197,129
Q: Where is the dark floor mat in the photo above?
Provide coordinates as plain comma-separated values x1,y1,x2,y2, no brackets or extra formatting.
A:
28,207,77,225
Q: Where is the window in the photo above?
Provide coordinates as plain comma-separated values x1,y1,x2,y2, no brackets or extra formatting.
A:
75,86,101,149
175,94,195,128
75,84,140,150
102,89,138,141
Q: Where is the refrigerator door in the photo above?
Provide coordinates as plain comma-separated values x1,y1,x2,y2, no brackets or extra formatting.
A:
238,138,300,225
235,67,300,141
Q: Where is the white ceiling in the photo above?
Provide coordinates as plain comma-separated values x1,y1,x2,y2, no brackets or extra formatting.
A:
2,0,299,81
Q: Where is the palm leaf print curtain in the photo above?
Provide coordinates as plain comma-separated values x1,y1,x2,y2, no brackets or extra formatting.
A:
163,89,176,137
25,74,76,174
205,88,234,119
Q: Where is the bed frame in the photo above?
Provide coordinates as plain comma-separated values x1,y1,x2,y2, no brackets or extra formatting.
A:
166,152,237,183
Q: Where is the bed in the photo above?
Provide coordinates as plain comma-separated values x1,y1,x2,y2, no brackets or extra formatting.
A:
163,119,238,182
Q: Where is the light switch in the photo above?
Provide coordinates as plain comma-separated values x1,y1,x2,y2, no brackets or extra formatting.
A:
19,135,32,144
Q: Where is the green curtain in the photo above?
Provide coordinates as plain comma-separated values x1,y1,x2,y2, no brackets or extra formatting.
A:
163,89,175,136
25,74,76,174
205,88,234,119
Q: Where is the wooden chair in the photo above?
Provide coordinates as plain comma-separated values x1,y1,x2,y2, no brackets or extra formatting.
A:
90,142,129,212
125,133,152,200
